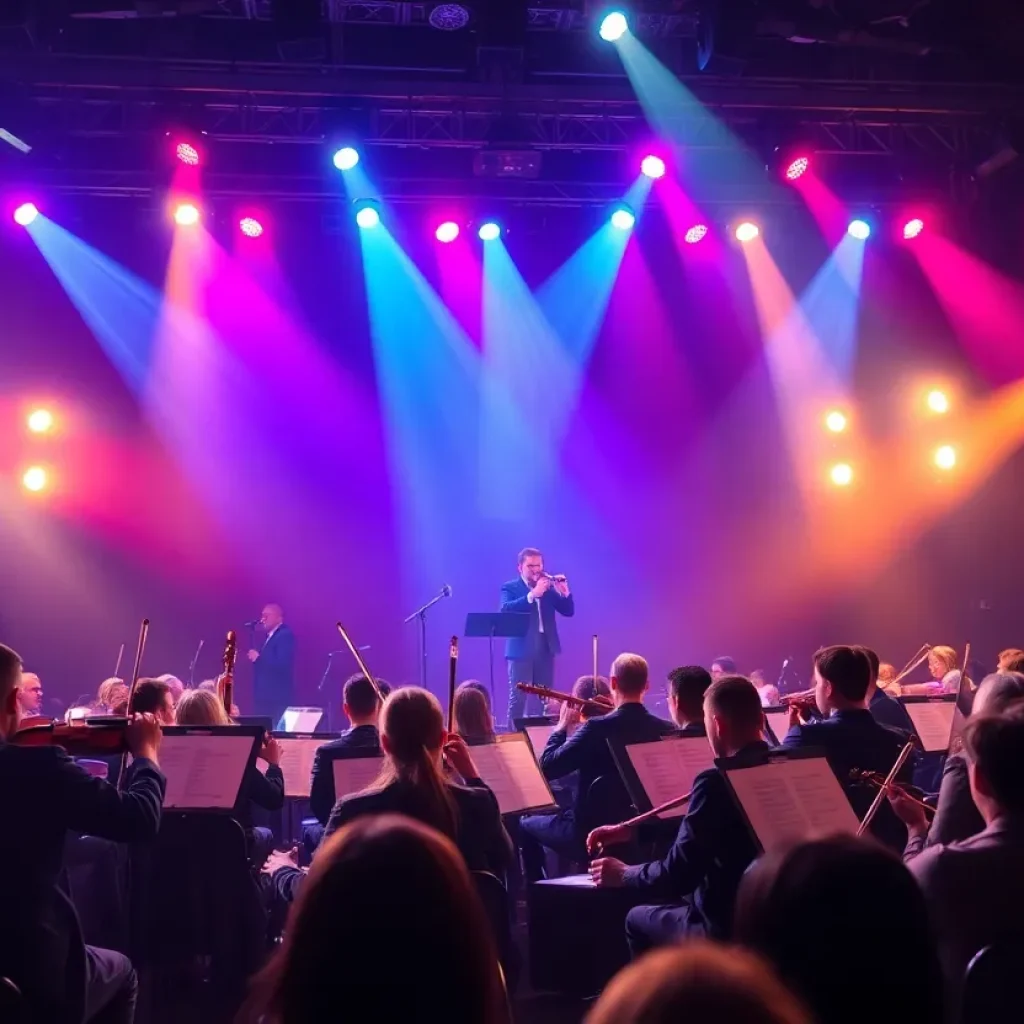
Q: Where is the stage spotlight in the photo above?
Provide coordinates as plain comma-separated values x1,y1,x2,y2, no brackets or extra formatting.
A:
824,410,847,433
354,200,381,229
478,221,501,241
735,221,759,243
435,221,460,243
173,202,200,227
903,217,925,240
239,217,264,238
848,219,871,240
27,408,54,434
785,155,810,181
599,10,628,41
22,466,47,493
926,389,950,414
934,445,956,470
610,204,636,230
175,141,200,167
830,463,853,487
684,224,708,244
13,202,38,226
640,154,666,180
333,146,360,171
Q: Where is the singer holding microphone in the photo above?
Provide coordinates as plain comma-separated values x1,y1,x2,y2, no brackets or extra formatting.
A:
247,603,296,723
501,547,575,725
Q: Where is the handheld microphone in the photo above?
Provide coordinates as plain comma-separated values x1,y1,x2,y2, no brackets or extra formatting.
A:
442,584,452,598
244,619,260,627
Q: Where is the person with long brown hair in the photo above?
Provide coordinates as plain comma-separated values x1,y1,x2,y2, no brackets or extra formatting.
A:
454,682,497,744
324,686,512,876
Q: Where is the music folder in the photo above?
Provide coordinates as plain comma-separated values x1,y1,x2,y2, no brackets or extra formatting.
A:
158,725,262,813
281,706,324,734
762,706,791,745
273,732,341,798
331,749,385,803
611,732,715,820
899,695,957,753
515,716,557,761
464,733,557,815
719,747,859,852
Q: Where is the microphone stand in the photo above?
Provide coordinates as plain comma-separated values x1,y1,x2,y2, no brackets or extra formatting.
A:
188,640,204,687
403,587,452,692
318,652,337,732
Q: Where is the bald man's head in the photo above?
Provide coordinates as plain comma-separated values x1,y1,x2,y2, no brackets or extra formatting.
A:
261,604,285,630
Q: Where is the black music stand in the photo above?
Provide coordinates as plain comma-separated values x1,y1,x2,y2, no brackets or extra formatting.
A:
464,612,530,709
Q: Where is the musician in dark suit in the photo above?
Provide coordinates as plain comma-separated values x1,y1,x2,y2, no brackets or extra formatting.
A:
859,647,915,736
0,643,166,1024
501,547,575,724
518,653,675,879
309,673,383,825
587,675,768,955
247,603,296,722
783,645,911,851
666,664,713,737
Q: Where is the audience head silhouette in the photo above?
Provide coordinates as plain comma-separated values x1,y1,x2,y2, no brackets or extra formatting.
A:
964,703,1024,822
972,671,1024,717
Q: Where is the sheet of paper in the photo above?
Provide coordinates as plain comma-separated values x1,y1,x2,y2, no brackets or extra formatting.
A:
726,757,859,851
537,874,594,888
626,736,714,818
525,724,555,757
904,701,956,753
276,737,323,798
160,733,255,810
469,740,556,815
332,755,384,799
763,708,791,742
282,707,323,734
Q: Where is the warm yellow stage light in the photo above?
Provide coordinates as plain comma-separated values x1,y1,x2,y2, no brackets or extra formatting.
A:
927,389,950,414
934,445,956,470
825,410,847,433
830,463,853,486
22,466,48,492
27,408,55,434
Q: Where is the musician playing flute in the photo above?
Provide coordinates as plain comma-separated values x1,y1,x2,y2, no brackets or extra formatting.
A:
500,547,575,725
587,675,769,956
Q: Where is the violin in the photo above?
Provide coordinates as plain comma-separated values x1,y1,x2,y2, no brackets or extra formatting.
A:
13,716,130,755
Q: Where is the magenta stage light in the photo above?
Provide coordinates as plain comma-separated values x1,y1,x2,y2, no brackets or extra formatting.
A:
785,156,810,181
239,217,264,238
903,217,925,240
13,202,39,226
175,141,200,166
640,154,666,180
435,221,460,243
684,224,708,244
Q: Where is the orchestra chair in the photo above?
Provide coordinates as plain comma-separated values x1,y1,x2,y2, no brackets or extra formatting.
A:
472,870,519,993
64,835,131,954
960,938,1024,1024
579,775,642,863
129,814,268,1023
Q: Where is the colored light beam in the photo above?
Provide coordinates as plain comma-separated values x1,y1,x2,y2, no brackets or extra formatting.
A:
908,232,1024,385
792,172,850,245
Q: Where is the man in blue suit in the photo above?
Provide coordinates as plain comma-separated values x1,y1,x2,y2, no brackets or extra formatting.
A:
247,603,296,723
501,546,575,724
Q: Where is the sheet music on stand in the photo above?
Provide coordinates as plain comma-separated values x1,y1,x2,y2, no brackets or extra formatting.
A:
466,734,557,815
331,752,385,801
763,707,791,745
515,716,557,762
159,726,262,811
899,696,957,753
281,706,324,734
720,747,859,852
611,733,715,819
274,733,340,798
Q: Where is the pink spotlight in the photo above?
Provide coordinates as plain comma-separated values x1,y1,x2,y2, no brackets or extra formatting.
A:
903,217,925,240
435,221,460,243
13,202,39,226
640,154,666,180
175,141,200,166
683,223,708,245
239,216,264,238
785,155,810,181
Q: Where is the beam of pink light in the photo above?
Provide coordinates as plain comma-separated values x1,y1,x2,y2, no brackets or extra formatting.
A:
658,176,725,264
793,173,850,246
435,230,483,348
909,232,1024,385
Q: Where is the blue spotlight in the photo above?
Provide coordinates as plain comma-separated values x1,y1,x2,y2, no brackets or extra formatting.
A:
478,221,501,241
333,146,360,171
354,199,381,229
610,204,636,230
599,10,629,41
848,218,871,240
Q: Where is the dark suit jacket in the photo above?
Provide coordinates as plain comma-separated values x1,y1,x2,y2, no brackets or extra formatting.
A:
325,777,513,877
500,577,575,659
308,724,381,825
0,741,165,1018
235,763,285,829
925,752,984,848
623,741,769,939
253,623,296,716
783,708,911,852
541,703,677,820
869,686,915,735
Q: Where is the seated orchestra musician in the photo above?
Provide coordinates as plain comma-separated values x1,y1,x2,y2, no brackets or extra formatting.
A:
665,665,713,736
749,669,780,708
308,672,383,826
453,681,497,744
0,642,166,1024
586,675,769,956
861,647,915,736
782,645,911,852
15,670,44,720
521,654,674,879
128,678,177,726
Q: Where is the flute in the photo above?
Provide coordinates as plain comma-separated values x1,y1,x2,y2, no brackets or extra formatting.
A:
516,682,612,713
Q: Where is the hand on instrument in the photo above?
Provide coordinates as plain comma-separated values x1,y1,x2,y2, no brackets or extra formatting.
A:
259,735,282,766
788,703,804,729
586,823,634,856
557,700,581,733
262,846,301,876
531,577,552,599
126,712,163,762
887,786,930,837
443,733,479,781
247,649,259,662
554,579,569,597
590,857,627,888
